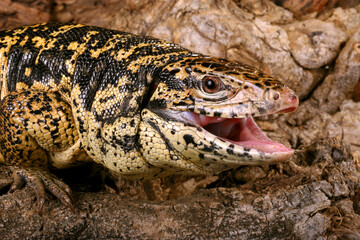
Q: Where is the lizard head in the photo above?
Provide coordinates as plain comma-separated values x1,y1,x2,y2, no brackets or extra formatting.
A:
140,56,298,174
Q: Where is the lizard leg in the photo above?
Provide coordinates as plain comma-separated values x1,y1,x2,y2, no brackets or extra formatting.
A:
0,90,79,212
10,167,74,213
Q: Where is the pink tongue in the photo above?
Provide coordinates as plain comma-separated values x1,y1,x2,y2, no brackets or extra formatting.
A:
200,116,293,154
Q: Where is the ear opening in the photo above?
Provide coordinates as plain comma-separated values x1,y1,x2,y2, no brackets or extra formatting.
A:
140,79,159,110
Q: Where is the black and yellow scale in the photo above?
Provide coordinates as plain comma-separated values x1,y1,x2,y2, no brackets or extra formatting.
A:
0,23,298,212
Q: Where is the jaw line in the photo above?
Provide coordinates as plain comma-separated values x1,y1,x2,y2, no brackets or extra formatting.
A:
149,108,294,165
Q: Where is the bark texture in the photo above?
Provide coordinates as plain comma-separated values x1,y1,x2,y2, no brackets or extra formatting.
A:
0,0,359,239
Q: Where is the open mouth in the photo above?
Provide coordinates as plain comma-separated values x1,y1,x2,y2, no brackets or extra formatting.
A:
182,112,293,155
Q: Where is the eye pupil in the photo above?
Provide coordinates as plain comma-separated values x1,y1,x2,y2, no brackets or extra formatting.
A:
206,79,216,89
202,76,222,93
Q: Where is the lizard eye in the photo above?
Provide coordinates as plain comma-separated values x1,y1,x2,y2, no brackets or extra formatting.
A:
202,76,223,94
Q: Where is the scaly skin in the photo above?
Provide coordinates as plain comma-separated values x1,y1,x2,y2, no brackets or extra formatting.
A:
0,23,298,212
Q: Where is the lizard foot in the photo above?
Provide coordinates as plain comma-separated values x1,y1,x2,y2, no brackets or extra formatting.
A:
9,167,75,213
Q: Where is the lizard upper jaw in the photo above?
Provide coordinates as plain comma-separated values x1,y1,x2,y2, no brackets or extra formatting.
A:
182,112,293,154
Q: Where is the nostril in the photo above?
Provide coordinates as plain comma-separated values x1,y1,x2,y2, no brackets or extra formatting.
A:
273,93,279,100
291,94,297,100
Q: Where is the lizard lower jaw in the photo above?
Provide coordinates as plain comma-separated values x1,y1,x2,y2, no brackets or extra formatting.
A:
183,112,293,155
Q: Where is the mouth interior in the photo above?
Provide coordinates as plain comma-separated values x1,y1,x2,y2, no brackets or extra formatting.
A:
185,113,293,154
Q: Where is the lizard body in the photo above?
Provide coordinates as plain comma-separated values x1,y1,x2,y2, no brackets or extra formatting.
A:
0,23,298,211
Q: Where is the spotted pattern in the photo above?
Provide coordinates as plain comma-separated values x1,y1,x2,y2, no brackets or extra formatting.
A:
0,23,298,211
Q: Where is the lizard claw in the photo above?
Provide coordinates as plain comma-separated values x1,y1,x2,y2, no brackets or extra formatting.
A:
10,167,75,213
9,171,26,192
